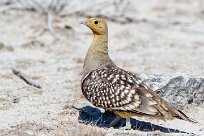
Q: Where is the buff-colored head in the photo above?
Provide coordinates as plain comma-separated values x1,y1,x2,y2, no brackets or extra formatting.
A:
80,18,108,35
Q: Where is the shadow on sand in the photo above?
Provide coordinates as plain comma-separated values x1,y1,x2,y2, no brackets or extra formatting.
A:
77,106,189,134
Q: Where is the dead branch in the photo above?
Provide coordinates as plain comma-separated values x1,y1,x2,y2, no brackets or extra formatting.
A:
12,68,42,89
47,6,53,32
61,11,138,25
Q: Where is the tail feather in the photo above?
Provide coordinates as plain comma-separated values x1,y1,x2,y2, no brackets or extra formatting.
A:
177,109,198,123
159,98,197,123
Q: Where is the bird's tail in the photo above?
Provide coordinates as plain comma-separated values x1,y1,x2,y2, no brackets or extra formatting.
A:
158,98,197,123
176,109,197,123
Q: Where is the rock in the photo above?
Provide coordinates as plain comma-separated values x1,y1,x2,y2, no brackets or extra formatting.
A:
140,72,204,109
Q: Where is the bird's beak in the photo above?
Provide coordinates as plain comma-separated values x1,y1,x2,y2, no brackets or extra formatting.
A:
79,20,87,25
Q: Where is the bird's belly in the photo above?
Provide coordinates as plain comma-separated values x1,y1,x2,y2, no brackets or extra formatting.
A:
114,111,137,118
114,110,166,121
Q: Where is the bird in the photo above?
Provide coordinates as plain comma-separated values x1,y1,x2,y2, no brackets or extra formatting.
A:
80,18,196,129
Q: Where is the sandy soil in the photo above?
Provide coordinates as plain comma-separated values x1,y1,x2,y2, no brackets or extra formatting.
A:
0,0,204,136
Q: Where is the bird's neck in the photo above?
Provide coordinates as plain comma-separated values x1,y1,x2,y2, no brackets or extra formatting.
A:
83,33,114,75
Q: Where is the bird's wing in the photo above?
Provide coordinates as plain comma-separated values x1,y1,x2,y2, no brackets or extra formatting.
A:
82,66,160,116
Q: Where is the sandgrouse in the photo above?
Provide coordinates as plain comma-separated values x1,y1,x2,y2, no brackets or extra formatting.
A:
80,18,195,129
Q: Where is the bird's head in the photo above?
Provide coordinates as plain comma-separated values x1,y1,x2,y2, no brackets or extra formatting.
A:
80,18,108,35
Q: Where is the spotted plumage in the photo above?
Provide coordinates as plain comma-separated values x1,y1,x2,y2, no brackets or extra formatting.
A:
80,18,196,128
82,65,190,120
82,66,141,109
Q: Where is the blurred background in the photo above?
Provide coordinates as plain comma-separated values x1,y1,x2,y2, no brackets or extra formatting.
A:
0,0,204,75
0,0,204,135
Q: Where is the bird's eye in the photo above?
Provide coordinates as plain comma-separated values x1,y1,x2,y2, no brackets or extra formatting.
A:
94,21,98,24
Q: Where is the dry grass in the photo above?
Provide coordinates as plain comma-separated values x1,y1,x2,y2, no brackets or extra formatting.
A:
9,0,69,14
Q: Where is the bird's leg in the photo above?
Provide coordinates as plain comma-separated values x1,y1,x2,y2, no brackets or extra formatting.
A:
126,117,131,129
119,117,132,130
108,115,121,128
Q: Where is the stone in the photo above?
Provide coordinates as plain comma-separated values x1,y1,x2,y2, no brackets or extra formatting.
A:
140,72,204,109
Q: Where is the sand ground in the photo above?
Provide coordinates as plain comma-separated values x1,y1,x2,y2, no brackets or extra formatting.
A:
0,0,204,136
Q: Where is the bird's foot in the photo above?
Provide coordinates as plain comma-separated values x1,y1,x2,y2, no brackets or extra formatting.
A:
108,115,121,128
119,117,131,130
119,125,131,130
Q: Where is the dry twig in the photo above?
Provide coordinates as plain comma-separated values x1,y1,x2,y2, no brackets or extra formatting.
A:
12,68,42,89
